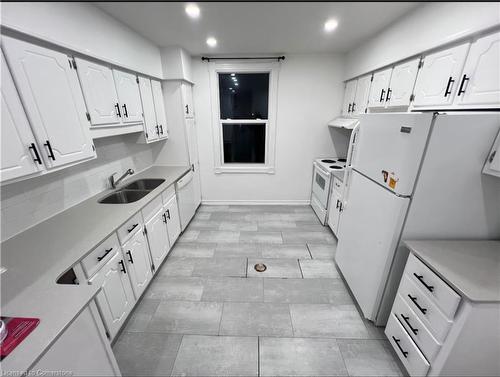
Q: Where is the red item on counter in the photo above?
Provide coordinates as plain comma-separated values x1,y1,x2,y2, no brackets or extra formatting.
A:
0,317,40,360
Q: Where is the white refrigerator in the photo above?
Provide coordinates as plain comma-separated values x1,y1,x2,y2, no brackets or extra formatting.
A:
335,112,500,325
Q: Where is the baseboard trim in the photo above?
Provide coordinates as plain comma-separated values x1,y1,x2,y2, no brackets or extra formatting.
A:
201,199,311,206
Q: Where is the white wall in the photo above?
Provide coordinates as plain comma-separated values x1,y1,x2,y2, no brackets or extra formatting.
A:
345,2,500,79
0,2,163,77
0,135,165,241
192,54,348,204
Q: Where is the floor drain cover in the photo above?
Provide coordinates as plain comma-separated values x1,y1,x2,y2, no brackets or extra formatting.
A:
254,263,267,272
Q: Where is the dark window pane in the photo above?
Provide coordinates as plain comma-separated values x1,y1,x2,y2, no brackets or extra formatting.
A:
219,73,269,119
222,123,266,163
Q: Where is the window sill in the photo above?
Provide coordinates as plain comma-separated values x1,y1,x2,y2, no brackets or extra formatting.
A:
214,166,275,174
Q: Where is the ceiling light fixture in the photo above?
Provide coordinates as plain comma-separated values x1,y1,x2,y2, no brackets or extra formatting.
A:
231,73,235,77
324,19,338,33
185,4,200,19
206,37,217,47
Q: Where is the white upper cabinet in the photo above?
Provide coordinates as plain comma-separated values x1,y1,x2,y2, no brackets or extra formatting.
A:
138,76,159,142
112,69,143,123
122,229,152,299
386,58,420,108
152,80,168,138
1,51,44,182
352,75,371,115
342,80,357,116
75,58,120,126
181,82,194,118
2,36,95,168
368,67,392,109
455,31,500,108
412,43,470,107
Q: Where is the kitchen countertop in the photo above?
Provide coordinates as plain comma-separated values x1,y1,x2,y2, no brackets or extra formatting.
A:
0,165,190,373
404,240,500,303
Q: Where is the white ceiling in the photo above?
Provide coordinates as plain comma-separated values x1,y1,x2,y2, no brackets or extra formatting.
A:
96,2,421,55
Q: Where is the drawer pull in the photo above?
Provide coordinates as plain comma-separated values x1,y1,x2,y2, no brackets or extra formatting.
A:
97,247,113,262
118,260,127,274
413,273,434,292
392,336,408,358
408,294,427,315
126,250,134,264
127,223,139,233
400,314,419,335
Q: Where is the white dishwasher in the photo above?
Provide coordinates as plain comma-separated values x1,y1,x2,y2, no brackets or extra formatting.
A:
176,170,198,231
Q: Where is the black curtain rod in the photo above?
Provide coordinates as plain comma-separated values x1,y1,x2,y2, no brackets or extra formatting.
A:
201,56,285,62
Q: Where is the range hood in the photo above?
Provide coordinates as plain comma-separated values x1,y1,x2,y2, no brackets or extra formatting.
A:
328,117,359,130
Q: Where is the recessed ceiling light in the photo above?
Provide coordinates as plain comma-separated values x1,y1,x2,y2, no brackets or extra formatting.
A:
185,4,200,19
324,19,338,33
235,83,239,86
206,37,217,47
231,73,235,77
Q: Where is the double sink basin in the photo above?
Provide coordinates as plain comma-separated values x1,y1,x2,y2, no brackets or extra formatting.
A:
98,179,165,204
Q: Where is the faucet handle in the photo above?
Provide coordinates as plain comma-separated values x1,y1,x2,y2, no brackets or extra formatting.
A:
109,172,118,188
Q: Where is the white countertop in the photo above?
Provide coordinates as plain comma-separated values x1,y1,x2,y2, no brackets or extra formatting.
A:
404,240,500,303
0,165,190,373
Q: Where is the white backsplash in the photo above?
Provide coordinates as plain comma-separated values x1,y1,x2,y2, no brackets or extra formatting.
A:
0,134,164,242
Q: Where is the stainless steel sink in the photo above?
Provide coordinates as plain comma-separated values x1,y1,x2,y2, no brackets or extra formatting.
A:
98,190,150,204
122,178,165,191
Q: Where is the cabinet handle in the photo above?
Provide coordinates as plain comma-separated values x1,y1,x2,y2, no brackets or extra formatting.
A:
156,125,160,135
159,125,164,135
115,103,122,117
97,247,113,262
166,209,171,219
400,314,419,335
379,89,386,102
122,103,129,117
126,250,134,264
352,102,356,112
386,88,392,102
444,76,455,97
489,150,497,163
457,74,469,96
348,103,352,113
118,260,127,274
127,223,139,233
44,140,56,161
336,200,340,209
29,143,43,165
162,213,167,223
413,273,434,292
391,336,408,358
185,104,189,114
408,294,427,315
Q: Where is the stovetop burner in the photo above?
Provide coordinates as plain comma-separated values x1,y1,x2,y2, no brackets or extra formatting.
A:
322,159,336,163
330,165,343,169
337,158,347,162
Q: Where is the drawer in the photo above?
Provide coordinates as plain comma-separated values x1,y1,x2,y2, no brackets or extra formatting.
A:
392,293,442,362
117,212,143,244
81,232,120,278
141,194,163,222
399,275,453,342
161,185,175,203
386,313,430,377
406,253,461,318
332,177,343,195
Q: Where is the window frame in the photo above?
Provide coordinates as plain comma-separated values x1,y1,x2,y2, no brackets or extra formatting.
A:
209,61,280,174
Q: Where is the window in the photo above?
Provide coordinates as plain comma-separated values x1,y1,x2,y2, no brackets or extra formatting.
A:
209,62,279,173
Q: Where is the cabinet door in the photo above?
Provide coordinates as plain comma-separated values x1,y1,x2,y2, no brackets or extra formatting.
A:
368,68,392,109
352,75,371,115
1,51,44,182
327,190,341,235
165,194,182,246
2,36,95,168
342,80,357,116
89,251,135,339
412,43,470,107
138,77,159,142
387,58,420,108
185,118,199,165
181,83,194,118
483,129,500,177
123,230,152,299
75,58,120,126
152,80,168,139
455,31,500,107
145,207,170,268
112,69,143,123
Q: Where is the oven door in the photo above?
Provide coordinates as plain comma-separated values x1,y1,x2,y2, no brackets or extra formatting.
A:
312,163,331,208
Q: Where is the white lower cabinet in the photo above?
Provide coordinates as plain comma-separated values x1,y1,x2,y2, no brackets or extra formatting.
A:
144,205,170,269
122,229,152,299
164,194,181,246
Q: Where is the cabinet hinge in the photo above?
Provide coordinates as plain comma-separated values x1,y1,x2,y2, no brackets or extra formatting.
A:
86,112,91,121
370,74,374,82
92,144,95,152
105,331,110,340
72,57,77,70
418,59,424,69
151,264,156,273
136,76,139,84
145,132,149,139
409,94,415,102
143,226,148,235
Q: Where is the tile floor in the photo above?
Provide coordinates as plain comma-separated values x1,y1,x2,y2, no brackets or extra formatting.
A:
113,205,404,376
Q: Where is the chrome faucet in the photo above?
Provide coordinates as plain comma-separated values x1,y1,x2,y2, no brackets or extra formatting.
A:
109,168,134,188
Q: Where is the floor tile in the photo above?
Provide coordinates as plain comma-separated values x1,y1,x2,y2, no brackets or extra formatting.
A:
259,337,348,376
202,277,263,302
264,278,326,304
261,244,311,259
239,231,283,244
290,304,370,338
198,205,230,212
321,279,355,305
338,339,403,376
168,243,216,258
177,230,200,243
171,335,258,376
294,221,331,232
257,220,297,230
300,259,340,278
282,230,336,244
247,258,302,278
113,333,182,376
147,301,223,335
146,277,204,301
219,221,258,231
281,213,319,222
123,298,160,332
196,230,240,243
214,243,262,258
220,302,293,336
191,257,247,277
187,219,220,230
194,212,211,220
156,257,197,277
307,243,337,259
